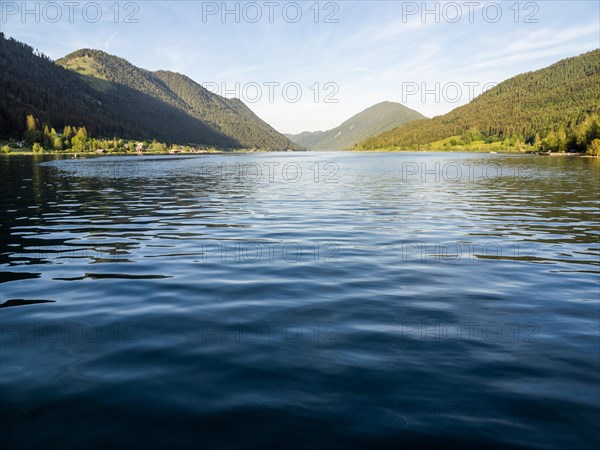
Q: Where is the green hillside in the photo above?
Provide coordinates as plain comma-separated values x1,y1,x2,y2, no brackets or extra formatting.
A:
286,101,424,150
357,50,600,152
0,34,298,150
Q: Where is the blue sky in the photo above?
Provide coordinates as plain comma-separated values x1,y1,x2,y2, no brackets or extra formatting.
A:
2,1,599,133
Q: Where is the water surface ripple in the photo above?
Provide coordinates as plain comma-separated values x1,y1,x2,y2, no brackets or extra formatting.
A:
1,152,599,449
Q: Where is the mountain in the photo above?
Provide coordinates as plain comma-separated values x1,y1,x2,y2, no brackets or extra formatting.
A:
286,101,425,150
357,49,600,150
0,33,299,150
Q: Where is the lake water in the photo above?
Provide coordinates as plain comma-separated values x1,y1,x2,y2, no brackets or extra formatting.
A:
1,152,599,449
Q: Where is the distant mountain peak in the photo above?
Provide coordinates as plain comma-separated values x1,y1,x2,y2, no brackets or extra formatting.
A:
287,101,425,150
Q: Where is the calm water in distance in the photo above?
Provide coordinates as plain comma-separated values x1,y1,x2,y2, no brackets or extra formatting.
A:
1,152,599,449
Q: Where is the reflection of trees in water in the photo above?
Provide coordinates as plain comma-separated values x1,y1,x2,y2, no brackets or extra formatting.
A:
468,157,600,246
342,155,599,267
1,155,257,267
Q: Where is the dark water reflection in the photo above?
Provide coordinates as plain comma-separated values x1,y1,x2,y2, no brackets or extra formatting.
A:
1,152,599,449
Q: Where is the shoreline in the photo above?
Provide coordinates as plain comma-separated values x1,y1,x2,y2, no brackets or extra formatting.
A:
1,149,598,158
0,149,284,157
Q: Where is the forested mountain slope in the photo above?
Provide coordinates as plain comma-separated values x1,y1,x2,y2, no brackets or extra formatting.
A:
0,33,298,150
357,50,600,151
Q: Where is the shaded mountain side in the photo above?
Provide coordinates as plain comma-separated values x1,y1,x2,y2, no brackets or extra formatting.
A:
153,70,296,150
56,48,299,150
0,33,298,150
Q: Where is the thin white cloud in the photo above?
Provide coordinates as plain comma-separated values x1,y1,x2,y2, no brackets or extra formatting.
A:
103,32,117,51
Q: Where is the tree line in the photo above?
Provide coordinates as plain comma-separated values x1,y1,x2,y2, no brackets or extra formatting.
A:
12,114,171,154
